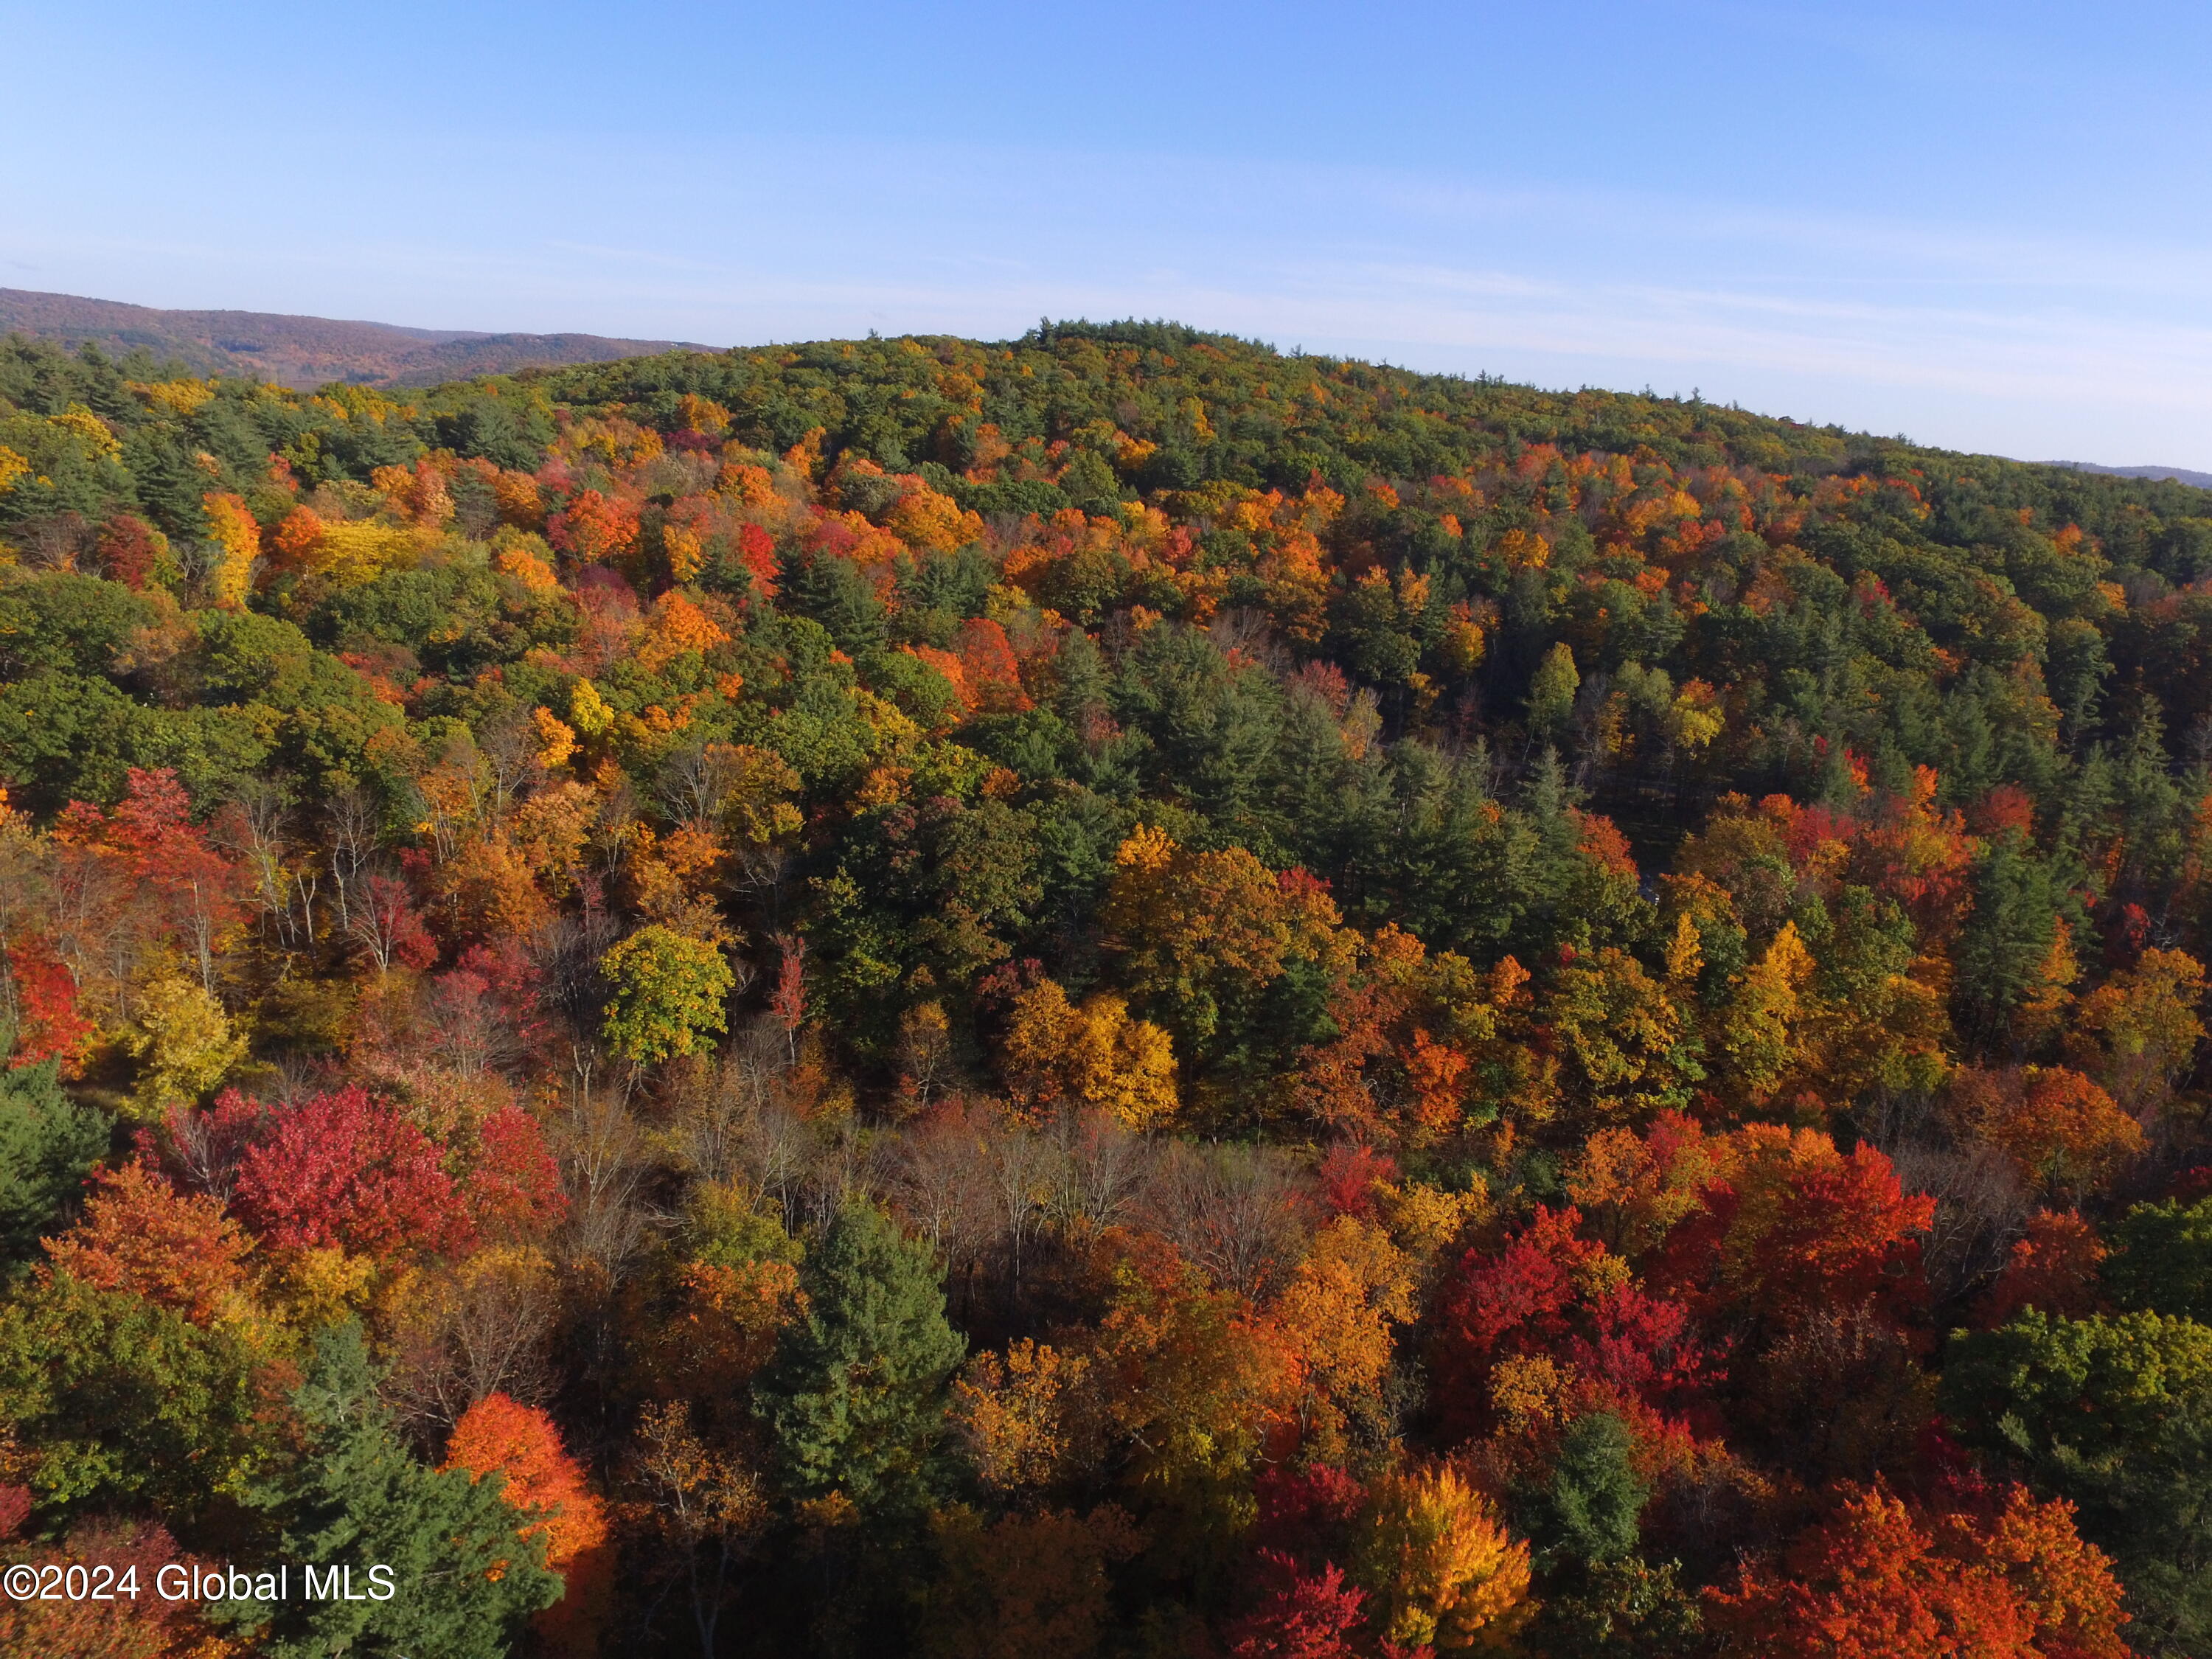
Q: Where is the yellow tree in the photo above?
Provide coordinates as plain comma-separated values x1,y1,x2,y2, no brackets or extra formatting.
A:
1102,826,1290,1045
1545,946,1686,1124
952,1338,1099,1503
1352,1464,1535,1654
1000,979,1178,1129
124,971,248,1117
1719,920,1818,1106
1268,1215,1416,1462
1080,1235,1297,1537
2071,947,2206,1119
201,491,260,608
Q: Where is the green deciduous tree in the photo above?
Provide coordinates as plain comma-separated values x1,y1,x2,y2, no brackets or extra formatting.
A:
2105,1193,2212,1323
1942,1309,2212,1651
0,1269,274,1524
599,925,734,1064
1528,641,1580,744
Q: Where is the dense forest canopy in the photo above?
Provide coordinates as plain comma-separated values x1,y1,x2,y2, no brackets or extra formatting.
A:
3,320,2212,1655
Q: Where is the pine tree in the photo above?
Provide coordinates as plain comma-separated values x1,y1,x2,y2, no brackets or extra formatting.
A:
1955,830,2062,1043
225,1324,560,1659
0,1059,106,1266
1054,627,1110,729
754,1202,966,1517
1529,1411,1649,1568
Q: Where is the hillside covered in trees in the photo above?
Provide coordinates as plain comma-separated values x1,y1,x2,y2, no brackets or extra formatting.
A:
4,321,2212,1656
0,289,699,390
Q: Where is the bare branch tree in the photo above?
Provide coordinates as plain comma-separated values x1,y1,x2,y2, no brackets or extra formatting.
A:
1890,1141,2029,1316
1046,1108,1153,1232
324,782,378,935
383,1248,560,1437
890,1102,995,1274
556,1076,655,1285
1141,1141,1313,1298
981,1113,1065,1304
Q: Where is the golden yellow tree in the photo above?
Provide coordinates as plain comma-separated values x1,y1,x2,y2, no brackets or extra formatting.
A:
2071,947,2206,1119
951,1338,1097,1502
201,490,260,608
125,971,248,1116
1102,827,1292,1043
1268,1215,1415,1461
1719,919,1818,1105
1352,1464,1535,1653
1000,978,1178,1128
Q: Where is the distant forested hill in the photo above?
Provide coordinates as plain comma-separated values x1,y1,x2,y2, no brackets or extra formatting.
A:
0,286,699,389
4,320,2212,1655
2050,457,2212,490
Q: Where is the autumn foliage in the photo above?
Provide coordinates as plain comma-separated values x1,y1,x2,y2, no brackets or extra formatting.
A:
3,324,2211,1655
1709,1484,2129,1659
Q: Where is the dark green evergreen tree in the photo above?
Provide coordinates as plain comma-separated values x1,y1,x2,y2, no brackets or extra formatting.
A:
2106,1194,2212,1322
1519,1412,1702,1658
1954,830,2061,1044
1528,1410,1649,1568
754,1200,965,1517
0,1059,108,1267
789,553,889,654
225,1324,560,1659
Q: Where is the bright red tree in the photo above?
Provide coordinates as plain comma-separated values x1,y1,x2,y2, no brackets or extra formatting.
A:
465,1104,568,1242
1428,1206,1716,1442
1975,1211,2108,1328
1226,1552,1370,1659
1650,1127,1934,1335
5,936,91,1072
232,1085,470,1258
739,521,780,597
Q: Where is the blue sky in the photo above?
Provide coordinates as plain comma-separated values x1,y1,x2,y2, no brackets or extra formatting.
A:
5,1,2211,465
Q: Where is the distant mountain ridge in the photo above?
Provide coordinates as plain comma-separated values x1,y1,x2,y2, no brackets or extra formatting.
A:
0,287,711,390
6,289,2207,487
2045,459,2212,490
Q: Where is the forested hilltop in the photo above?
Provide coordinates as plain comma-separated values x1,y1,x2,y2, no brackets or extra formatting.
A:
4,320,2212,1656
0,288,698,389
